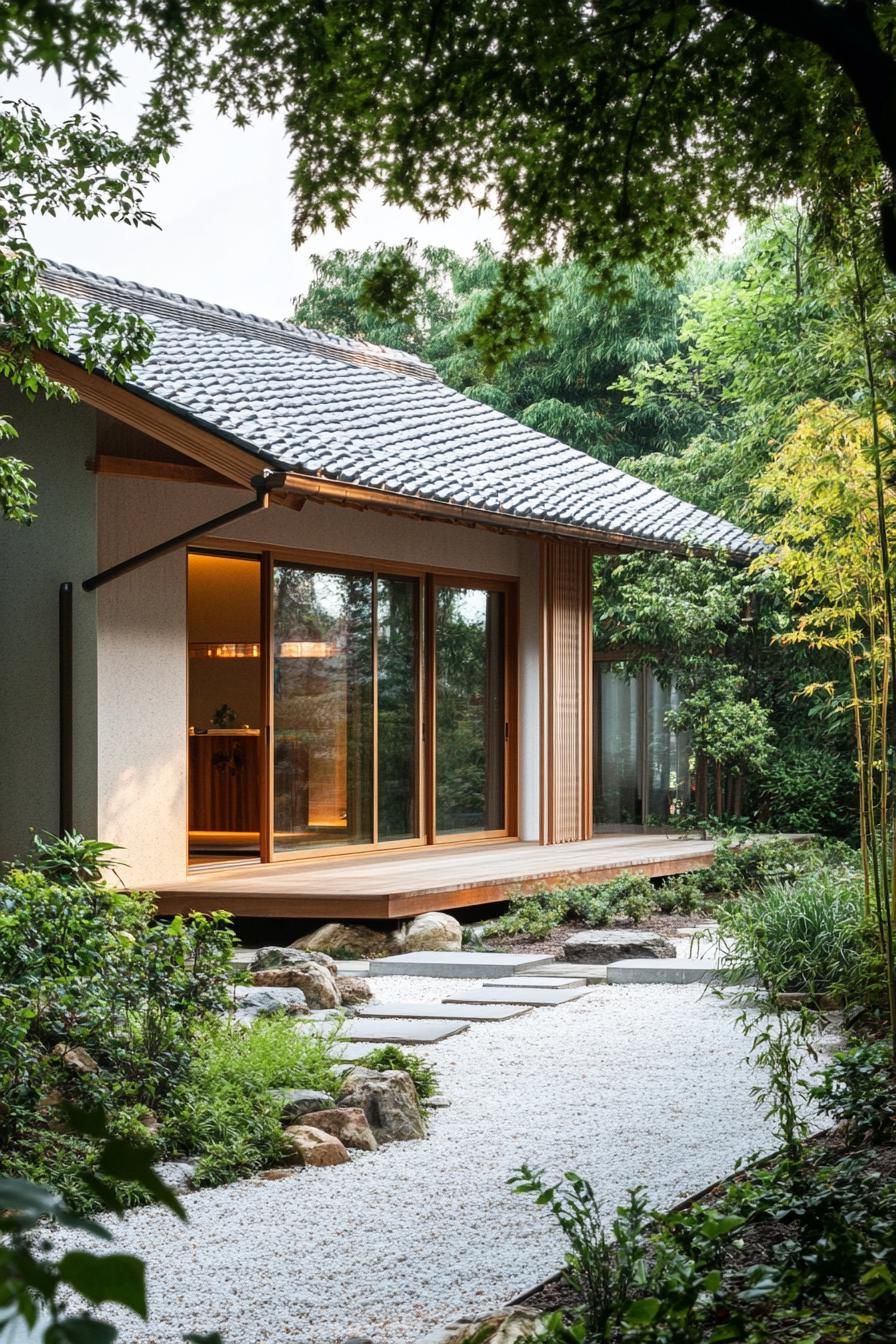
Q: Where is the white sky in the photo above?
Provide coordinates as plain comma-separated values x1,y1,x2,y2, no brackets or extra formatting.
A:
5,60,505,320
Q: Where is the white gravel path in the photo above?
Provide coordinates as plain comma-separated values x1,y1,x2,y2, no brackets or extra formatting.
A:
63,975,819,1344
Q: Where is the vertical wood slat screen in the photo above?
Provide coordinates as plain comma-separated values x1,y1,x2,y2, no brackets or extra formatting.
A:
542,541,593,842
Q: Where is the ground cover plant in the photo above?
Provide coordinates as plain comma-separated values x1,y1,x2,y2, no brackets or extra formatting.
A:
0,834,344,1207
477,838,845,944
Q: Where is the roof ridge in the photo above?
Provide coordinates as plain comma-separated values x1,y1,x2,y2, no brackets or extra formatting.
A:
41,260,441,383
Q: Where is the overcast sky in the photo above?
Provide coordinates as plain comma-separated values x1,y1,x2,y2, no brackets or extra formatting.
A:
7,61,504,320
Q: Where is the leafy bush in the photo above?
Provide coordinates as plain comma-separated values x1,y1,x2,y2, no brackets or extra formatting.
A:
716,870,876,1000
759,742,857,837
810,1041,896,1143
162,1016,342,1187
702,835,855,901
654,872,708,916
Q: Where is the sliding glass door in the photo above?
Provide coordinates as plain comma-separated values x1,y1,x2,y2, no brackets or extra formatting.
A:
189,553,515,861
272,563,421,852
434,583,508,837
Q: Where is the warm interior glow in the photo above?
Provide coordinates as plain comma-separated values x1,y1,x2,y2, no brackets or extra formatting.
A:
278,640,341,659
189,642,261,659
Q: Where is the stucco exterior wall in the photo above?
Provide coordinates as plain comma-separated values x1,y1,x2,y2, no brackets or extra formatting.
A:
0,393,98,860
96,477,544,885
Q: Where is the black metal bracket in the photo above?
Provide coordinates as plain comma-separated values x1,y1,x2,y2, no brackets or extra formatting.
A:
82,471,288,592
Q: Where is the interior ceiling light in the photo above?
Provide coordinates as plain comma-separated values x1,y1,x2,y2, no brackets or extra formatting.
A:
189,642,261,659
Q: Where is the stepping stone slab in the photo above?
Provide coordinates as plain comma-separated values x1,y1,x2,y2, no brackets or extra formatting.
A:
355,1001,532,1022
563,929,676,964
490,975,587,989
368,951,553,978
443,986,594,1007
606,958,722,985
340,1018,471,1045
336,960,371,976
536,962,609,984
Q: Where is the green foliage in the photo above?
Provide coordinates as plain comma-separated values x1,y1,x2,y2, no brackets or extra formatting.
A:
27,831,123,886
295,242,686,463
0,840,237,1207
361,1044,439,1100
481,874,687,941
758,742,857,835
810,1041,896,1144
717,869,875,1001
1,100,157,521
162,1016,342,1187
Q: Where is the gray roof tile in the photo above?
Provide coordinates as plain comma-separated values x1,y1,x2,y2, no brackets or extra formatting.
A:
41,261,759,558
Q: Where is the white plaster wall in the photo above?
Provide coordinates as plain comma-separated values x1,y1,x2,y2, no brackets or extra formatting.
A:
96,477,543,884
0,394,98,860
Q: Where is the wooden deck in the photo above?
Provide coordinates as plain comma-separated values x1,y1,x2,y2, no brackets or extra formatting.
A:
152,833,719,920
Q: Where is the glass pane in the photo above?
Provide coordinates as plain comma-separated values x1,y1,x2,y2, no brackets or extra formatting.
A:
273,565,373,850
594,667,640,825
187,553,262,862
435,586,505,835
645,674,692,822
377,575,419,841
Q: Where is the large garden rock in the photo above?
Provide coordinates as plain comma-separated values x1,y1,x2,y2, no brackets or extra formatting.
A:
336,975,373,1004
250,945,338,974
235,986,308,1020
293,922,392,959
299,1107,378,1151
251,962,341,1009
273,1088,336,1125
282,1124,350,1167
403,911,463,953
337,1067,426,1143
562,928,676,964
415,1310,546,1344
50,1043,99,1072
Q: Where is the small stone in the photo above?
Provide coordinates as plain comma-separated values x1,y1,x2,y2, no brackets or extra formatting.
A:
257,1168,295,1181
235,986,308,1020
423,1097,451,1109
403,911,463,953
336,975,373,1005
50,1043,99,1072
562,929,676,963
294,922,392,960
250,945,338,974
137,1109,159,1135
273,1088,336,1125
282,1124,351,1167
252,963,341,1008
299,1107,378,1151
415,1310,545,1344
153,1160,196,1194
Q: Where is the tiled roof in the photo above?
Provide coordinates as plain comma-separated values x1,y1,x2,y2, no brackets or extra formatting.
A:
42,261,760,557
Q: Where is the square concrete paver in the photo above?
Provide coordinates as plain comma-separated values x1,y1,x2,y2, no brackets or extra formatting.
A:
368,951,554,978
340,1018,472,1045
606,958,722,985
490,975,586,989
443,986,594,1007
536,962,609,983
356,1001,532,1022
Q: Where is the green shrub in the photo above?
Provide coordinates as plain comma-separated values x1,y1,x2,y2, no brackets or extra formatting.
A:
655,871,709,915
0,834,238,1205
716,870,876,1000
362,1043,439,1099
810,1041,896,1143
759,743,857,837
163,1016,342,1186
702,835,856,901
601,874,657,923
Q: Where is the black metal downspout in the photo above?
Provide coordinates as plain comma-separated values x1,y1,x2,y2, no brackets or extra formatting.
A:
81,471,287,592
59,581,73,834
